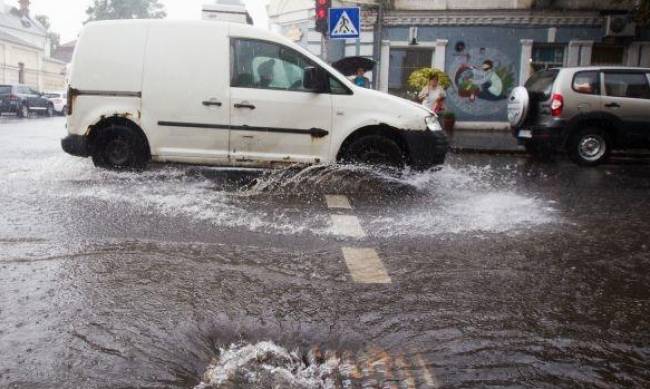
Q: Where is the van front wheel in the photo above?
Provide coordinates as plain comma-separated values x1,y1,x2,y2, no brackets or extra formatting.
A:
92,126,149,170
344,135,405,168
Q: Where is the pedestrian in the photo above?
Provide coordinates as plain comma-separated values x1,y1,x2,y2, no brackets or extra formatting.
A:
418,73,446,113
352,67,370,88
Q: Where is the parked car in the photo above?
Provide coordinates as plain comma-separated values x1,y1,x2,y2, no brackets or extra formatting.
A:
0,84,55,118
44,91,67,115
509,66,650,166
61,20,448,170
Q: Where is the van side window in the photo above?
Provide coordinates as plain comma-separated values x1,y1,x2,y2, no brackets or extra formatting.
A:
604,72,650,100
572,71,600,95
231,38,316,92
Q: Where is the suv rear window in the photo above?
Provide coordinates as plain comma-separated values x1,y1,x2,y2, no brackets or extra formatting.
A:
0,86,11,95
525,69,558,99
572,71,600,95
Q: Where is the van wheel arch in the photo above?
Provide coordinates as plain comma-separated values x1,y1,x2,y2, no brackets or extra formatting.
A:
88,116,151,169
337,125,410,165
565,118,618,149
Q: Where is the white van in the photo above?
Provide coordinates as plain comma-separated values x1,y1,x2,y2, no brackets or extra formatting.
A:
61,20,448,170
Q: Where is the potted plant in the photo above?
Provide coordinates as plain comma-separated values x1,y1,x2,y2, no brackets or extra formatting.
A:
440,111,456,133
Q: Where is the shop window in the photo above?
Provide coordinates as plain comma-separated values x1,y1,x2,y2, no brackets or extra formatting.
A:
531,44,565,71
591,45,625,65
388,48,434,99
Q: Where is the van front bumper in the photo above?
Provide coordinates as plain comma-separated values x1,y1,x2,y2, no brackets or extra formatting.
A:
61,134,90,157
403,130,449,169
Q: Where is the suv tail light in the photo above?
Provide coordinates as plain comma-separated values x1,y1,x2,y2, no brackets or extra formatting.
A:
550,93,563,117
9,95,17,101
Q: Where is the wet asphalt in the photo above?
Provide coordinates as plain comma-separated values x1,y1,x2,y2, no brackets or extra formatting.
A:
0,117,649,388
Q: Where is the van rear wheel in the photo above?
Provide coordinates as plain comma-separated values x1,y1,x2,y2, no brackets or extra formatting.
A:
92,125,149,170
344,135,405,168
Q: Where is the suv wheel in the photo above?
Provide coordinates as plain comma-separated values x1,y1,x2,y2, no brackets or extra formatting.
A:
91,125,149,170
344,135,405,168
568,128,610,166
19,104,29,119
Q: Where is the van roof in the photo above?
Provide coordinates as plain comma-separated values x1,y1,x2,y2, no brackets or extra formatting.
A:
85,19,293,46
557,66,650,72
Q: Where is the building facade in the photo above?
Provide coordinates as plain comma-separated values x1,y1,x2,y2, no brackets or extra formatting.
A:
268,0,650,127
0,0,66,92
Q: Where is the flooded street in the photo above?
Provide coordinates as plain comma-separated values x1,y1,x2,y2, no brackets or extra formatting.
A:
1,117,649,388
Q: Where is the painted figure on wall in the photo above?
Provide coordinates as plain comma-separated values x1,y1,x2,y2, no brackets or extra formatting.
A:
447,46,516,117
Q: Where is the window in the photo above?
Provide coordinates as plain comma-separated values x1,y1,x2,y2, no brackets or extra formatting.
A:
591,45,625,66
604,72,650,99
531,44,565,72
328,76,350,95
572,71,600,95
231,38,316,92
388,48,434,99
18,63,24,84
0,86,12,95
525,69,558,99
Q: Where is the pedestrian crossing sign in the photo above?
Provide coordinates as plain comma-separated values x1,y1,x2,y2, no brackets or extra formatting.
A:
328,7,360,39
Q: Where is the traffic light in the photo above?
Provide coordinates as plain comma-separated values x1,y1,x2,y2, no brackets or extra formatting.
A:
315,0,331,35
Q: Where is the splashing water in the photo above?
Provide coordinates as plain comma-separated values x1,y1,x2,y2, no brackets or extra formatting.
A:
195,341,342,389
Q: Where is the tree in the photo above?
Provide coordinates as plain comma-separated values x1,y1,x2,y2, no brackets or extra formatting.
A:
34,14,61,55
85,0,167,23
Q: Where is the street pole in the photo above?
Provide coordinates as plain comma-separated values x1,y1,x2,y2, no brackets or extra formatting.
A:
372,1,384,90
321,33,328,62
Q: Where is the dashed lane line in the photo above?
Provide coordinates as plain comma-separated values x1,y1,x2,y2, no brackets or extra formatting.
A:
341,247,391,284
330,214,367,238
324,194,352,210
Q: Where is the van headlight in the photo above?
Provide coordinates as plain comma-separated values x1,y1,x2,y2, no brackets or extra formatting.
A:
425,116,442,132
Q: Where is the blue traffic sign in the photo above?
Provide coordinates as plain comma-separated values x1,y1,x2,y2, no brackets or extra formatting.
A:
328,7,360,39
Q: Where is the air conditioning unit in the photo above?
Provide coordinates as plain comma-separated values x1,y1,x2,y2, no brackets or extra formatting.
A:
605,15,636,37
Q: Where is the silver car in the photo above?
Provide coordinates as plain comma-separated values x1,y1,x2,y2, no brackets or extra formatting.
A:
509,66,650,166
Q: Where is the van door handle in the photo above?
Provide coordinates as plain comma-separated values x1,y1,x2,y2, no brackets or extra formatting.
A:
234,103,256,110
202,100,222,107
309,128,329,138
605,102,620,108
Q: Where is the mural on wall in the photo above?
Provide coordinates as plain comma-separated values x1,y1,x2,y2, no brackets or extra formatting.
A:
447,44,516,118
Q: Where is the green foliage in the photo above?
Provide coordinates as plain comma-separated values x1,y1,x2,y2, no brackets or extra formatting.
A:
34,14,61,55
86,0,167,23
407,67,451,91
440,111,455,119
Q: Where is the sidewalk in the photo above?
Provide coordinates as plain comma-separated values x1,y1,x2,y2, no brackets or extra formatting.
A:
447,129,525,154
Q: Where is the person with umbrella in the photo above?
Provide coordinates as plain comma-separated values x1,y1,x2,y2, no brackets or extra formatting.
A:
332,56,375,89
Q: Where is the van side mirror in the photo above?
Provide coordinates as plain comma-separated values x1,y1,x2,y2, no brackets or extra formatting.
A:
303,67,327,93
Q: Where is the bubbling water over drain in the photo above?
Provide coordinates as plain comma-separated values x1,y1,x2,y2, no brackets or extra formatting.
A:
195,341,340,389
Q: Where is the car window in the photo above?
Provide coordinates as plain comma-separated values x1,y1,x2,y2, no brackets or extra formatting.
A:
30,88,40,95
525,69,558,99
18,86,29,94
572,71,600,95
604,72,650,99
231,38,317,92
329,76,350,95
0,86,11,95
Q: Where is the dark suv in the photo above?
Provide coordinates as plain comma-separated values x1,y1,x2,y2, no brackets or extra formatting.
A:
0,84,55,118
508,67,650,166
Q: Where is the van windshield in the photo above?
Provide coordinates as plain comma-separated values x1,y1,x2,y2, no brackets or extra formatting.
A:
0,86,11,95
525,69,558,99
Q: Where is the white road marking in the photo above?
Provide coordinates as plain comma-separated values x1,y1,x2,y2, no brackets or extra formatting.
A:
415,353,441,388
342,247,391,284
330,215,366,238
325,194,352,210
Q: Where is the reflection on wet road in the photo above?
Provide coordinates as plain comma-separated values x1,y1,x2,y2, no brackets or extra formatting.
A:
1,117,649,388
